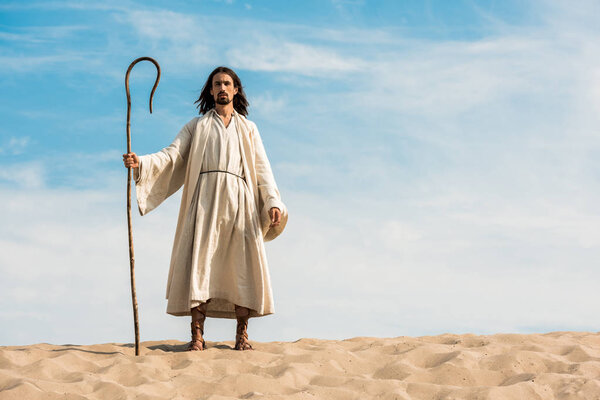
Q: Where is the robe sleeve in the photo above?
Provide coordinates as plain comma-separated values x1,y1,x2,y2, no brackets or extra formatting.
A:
251,122,288,241
133,118,197,216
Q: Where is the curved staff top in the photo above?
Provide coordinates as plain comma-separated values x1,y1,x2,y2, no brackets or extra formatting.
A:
125,57,160,356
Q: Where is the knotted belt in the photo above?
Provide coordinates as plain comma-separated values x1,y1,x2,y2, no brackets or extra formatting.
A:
199,169,245,181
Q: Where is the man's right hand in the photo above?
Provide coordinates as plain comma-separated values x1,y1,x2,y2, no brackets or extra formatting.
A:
123,152,139,169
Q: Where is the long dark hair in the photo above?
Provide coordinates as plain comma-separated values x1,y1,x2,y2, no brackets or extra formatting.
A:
195,66,249,116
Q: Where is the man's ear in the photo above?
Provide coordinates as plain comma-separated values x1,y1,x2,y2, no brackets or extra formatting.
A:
234,86,238,95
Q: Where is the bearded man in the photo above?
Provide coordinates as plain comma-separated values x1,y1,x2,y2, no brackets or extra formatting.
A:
122,66,287,351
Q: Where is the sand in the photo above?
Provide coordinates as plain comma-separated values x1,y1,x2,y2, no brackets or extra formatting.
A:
1,332,599,399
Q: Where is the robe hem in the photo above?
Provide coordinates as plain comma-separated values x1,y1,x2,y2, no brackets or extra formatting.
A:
166,310,273,319
167,290,274,319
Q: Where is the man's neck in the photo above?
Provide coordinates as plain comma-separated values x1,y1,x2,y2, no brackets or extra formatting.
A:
214,103,234,119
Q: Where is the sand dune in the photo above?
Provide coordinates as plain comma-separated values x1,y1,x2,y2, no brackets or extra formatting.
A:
1,332,599,399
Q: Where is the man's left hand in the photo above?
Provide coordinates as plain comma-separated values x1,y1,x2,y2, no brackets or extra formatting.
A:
269,207,281,227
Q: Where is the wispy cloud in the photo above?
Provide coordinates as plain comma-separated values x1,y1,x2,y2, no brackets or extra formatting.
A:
119,10,199,41
330,0,366,17
227,40,365,75
0,25,89,43
251,92,288,118
0,54,87,72
119,9,367,76
0,162,44,188
0,136,31,155
0,0,132,11
2,175,598,345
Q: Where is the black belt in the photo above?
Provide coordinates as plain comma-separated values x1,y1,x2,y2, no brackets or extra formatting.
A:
199,169,245,181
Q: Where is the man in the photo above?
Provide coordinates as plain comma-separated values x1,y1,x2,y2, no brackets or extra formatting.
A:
122,66,287,351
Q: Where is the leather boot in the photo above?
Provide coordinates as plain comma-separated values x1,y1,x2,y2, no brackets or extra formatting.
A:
188,301,209,351
234,305,253,351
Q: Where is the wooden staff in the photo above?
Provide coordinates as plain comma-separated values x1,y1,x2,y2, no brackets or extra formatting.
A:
125,57,160,356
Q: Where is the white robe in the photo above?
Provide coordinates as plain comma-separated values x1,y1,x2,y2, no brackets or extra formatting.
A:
134,109,287,319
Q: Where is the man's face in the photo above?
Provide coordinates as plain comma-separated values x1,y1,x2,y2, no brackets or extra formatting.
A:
210,72,238,105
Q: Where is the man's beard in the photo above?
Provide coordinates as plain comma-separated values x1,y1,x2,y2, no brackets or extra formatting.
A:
216,96,232,105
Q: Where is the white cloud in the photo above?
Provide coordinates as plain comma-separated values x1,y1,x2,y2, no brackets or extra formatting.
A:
227,40,365,75
0,0,132,11
0,32,45,43
2,176,598,346
118,9,367,76
0,136,31,155
121,10,198,41
0,162,44,188
251,92,287,117
0,26,88,43
340,35,579,121
0,54,86,72
331,0,365,14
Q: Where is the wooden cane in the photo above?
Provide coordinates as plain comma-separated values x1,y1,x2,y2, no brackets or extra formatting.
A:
125,57,160,356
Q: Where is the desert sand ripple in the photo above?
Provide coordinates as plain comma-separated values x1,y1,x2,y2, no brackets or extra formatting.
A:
1,332,600,399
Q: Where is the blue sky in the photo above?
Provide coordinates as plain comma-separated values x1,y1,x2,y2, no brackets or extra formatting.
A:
1,0,599,346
